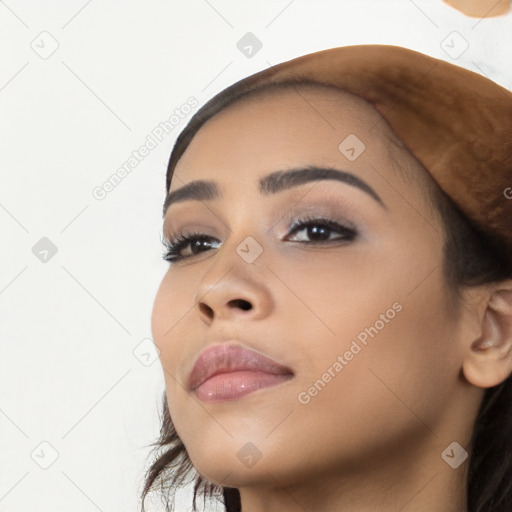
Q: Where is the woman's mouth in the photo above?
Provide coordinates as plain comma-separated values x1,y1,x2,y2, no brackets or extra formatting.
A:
195,370,294,402
189,343,294,403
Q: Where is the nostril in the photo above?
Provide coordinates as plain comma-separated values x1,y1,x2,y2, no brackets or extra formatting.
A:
228,299,252,311
198,302,214,318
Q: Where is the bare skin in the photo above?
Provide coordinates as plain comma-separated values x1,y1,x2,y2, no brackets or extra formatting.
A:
443,0,510,17
151,86,512,512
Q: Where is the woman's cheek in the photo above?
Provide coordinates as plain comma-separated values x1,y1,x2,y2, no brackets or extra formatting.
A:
151,281,186,382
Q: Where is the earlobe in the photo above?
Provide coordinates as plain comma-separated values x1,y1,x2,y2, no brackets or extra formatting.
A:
462,284,512,389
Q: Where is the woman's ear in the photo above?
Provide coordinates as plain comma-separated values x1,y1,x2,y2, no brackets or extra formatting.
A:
462,282,512,388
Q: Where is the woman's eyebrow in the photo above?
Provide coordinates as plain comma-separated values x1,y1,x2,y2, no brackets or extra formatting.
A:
162,166,386,217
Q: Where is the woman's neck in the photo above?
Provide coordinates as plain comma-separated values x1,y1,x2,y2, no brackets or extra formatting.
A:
238,439,469,512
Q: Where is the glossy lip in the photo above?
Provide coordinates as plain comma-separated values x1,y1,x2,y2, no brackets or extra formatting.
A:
188,343,294,392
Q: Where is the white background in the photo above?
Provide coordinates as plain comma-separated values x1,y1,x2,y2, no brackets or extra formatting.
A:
1,1,511,511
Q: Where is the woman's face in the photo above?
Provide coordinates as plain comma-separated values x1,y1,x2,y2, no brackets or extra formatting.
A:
151,87,475,491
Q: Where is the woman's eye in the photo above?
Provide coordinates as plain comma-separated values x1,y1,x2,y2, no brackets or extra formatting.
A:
162,233,220,263
162,217,357,263
285,217,357,244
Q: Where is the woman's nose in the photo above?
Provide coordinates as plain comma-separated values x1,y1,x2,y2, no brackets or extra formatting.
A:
194,246,274,325
197,296,253,322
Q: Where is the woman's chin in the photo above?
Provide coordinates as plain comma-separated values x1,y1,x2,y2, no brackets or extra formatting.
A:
190,454,272,488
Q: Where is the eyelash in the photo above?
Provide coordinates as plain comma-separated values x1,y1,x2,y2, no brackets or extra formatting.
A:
161,215,358,263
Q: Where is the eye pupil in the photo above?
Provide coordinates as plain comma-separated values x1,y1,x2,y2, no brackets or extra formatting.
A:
308,225,330,241
191,237,210,254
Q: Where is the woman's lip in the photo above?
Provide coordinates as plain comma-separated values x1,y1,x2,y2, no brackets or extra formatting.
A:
195,371,294,403
188,343,294,392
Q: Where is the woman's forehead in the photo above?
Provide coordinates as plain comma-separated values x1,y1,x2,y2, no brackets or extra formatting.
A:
206,84,383,131
165,86,436,224
172,87,391,179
